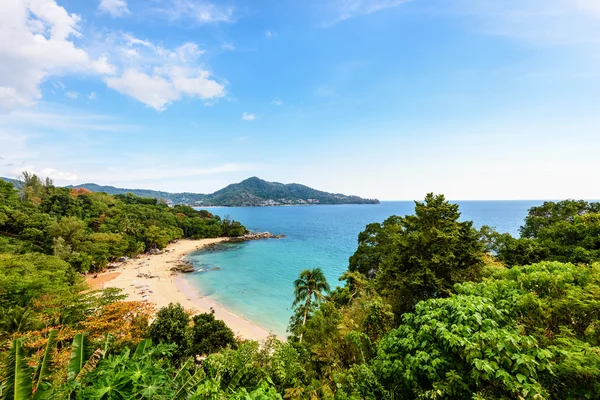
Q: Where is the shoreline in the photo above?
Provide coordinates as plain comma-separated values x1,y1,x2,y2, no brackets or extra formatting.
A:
93,238,273,342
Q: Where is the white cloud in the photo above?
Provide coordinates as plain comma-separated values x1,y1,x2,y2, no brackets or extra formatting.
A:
221,43,236,51
241,112,256,121
100,33,224,110
105,67,224,111
157,0,236,24
440,0,600,47
66,91,79,99
265,30,276,38
88,92,97,100
40,167,78,181
53,81,65,90
0,0,116,112
99,0,130,17
272,97,283,106
173,42,204,62
328,0,411,24
105,69,178,111
0,1,224,113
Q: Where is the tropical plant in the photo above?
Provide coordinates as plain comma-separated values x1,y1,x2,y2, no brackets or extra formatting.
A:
189,309,236,356
348,193,485,317
148,303,191,358
291,268,330,343
1,338,32,400
0,307,40,336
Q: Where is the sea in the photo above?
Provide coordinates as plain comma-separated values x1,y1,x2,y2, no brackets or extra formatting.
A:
183,200,542,336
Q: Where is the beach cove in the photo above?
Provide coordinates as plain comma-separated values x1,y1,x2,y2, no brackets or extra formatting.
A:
87,238,272,341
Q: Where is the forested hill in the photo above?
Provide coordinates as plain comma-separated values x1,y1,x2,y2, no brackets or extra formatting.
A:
2,176,379,206
204,177,379,206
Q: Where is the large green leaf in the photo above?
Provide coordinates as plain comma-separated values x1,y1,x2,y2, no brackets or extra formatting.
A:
67,333,88,382
133,339,152,359
33,329,58,400
2,338,33,400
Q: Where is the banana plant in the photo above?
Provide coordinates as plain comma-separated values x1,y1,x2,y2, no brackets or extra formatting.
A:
32,329,58,399
1,338,32,400
0,331,100,400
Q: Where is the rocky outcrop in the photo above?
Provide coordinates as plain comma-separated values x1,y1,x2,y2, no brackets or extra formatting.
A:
227,232,285,243
170,262,195,273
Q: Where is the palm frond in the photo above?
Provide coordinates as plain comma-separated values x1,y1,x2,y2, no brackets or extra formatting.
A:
33,329,58,398
2,338,33,400
67,333,88,382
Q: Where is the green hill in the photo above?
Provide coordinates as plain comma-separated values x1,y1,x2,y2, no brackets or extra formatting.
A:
2,176,379,206
205,177,379,206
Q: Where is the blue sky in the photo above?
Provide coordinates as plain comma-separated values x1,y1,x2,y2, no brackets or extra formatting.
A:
1,0,599,200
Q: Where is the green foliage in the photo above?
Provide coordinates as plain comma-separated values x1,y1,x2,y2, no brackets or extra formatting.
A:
375,294,552,399
0,307,41,337
68,333,89,382
190,309,236,356
289,268,330,343
0,253,81,309
0,172,245,273
148,303,191,358
488,200,600,266
1,339,32,400
349,193,485,317
203,338,304,395
32,329,58,399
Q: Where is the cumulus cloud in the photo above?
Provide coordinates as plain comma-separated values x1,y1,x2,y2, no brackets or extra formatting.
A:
88,92,97,100
241,112,256,121
99,0,130,17
0,1,226,112
104,36,225,111
0,0,116,112
66,91,79,99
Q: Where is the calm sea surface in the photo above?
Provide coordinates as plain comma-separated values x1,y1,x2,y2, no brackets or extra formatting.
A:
184,201,542,336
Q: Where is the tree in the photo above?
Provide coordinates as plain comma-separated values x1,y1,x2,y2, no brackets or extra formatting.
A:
0,253,82,309
148,303,190,358
349,193,485,317
189,309,235,356
489,200,600,265
292,268,330,343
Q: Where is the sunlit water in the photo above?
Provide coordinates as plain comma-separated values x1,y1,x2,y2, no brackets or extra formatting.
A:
183,201,541,336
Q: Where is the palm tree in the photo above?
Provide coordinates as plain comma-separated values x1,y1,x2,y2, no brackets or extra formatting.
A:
0,307,40,336
293,268,330,343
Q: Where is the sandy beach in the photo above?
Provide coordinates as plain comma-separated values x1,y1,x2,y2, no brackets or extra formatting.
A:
89,238,272,341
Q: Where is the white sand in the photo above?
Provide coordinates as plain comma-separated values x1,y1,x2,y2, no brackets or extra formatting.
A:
102,238,272,341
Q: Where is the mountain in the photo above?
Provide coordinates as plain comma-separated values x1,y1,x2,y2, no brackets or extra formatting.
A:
204,177,379,206
0,177,22,188
63,183,207,205
2,176,379,206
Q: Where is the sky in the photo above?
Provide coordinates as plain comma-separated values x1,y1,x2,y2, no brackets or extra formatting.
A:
1,0,599,200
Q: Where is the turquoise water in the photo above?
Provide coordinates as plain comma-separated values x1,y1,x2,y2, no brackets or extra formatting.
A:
183,201,542,336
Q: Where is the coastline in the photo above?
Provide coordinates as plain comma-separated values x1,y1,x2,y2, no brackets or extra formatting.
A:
93,238,272,342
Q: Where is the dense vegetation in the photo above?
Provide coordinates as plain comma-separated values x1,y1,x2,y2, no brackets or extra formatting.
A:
0,176,380,207
0,173,245,273
1,181,599,399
